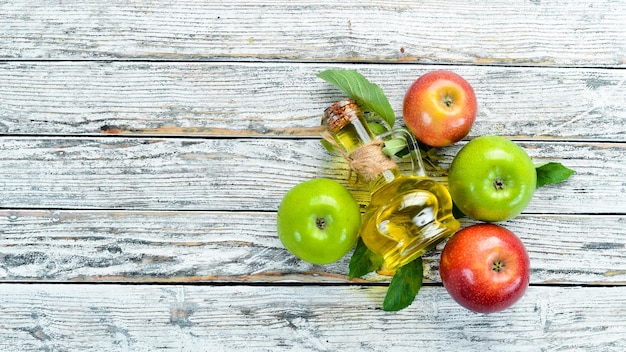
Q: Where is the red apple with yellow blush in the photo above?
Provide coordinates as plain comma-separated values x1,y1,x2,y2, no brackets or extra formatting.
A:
439,223,530,314
403,70,477,147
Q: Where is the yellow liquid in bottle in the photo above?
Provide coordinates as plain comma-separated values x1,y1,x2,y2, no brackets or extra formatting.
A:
322,99,459,271
331,118,373,152
360,176,460,270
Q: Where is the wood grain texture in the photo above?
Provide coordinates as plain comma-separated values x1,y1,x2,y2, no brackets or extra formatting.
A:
0,137,622,213
2,1,625,350
1,62,625,140
0,284,625,351
0,211,625,285
1,0,625,66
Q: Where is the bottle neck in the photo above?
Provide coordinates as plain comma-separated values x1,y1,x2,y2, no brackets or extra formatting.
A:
366,168,401,193
329,116,399,191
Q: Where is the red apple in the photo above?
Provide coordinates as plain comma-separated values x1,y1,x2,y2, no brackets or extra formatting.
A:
403,70,477,147
439,223,530,314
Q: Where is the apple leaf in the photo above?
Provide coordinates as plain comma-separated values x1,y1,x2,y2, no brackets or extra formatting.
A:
536,162,575,188
348,238,383,280
452,202,466,219
367,121,389,136
421,145,444,172
317,69,395,128
382,257,423,312
382,137,409,158
320,138,336,153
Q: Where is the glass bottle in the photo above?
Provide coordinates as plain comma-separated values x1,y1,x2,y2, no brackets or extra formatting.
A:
323,98,460,271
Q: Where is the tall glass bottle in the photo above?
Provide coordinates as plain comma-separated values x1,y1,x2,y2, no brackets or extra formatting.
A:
323,98,460,270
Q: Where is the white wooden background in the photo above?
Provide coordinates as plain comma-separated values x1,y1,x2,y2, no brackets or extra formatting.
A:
1,0,625,350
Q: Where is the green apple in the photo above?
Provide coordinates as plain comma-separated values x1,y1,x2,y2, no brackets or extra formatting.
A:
277,178,361,265
448,136,536,222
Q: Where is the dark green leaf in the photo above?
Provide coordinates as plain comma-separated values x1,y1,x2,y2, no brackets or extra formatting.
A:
536,162,575,188
317,69,395,128
452,202,466,219
382,257,423,312
348,238,383,280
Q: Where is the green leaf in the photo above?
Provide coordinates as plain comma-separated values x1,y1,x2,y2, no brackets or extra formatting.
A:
421,145,444,172
452,202,466,219
320,138,336,153
348,238,384,280
367,121,389,136
382,257,423,312
536,162,575,188
382,137,409,158
317,69,395,128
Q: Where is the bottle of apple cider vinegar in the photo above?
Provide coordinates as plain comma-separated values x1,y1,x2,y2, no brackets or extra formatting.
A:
323,98,460,271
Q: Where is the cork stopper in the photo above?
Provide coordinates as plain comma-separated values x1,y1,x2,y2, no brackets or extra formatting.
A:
323,98,362,132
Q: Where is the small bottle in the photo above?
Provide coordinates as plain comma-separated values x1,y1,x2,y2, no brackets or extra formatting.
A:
323,98,460,271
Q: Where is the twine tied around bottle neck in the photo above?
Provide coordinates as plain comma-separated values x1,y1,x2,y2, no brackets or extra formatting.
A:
321,130,397,184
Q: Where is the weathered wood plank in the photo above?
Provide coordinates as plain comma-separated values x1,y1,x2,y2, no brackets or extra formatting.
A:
0,211,625,285
1,1,625,67
0,137,622,213
1,62,625,140
0,284,625,351
0,1,622,350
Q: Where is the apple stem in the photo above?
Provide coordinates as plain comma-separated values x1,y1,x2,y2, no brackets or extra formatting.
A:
492,260,505,272
316,217,327,230
494,178,505,190
442,95,454,108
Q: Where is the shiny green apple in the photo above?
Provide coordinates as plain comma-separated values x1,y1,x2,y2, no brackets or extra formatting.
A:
277,178,361,264
448,136,536,222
